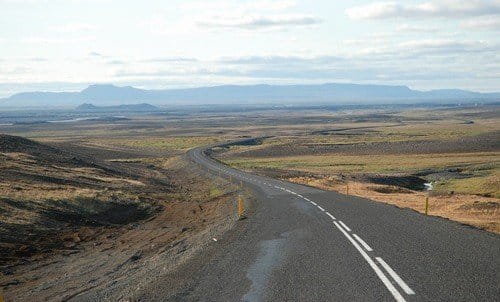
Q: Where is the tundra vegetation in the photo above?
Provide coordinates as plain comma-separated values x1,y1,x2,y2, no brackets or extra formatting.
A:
0,103,498,301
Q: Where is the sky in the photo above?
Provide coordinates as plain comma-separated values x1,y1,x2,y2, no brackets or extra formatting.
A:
1,0,499,97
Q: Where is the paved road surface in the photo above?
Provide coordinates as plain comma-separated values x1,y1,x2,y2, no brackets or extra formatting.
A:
142,144,500,301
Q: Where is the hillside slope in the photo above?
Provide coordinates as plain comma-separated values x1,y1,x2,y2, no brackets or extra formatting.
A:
0,135,162,265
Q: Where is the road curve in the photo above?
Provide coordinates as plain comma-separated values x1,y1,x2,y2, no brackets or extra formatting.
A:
145,142,500,301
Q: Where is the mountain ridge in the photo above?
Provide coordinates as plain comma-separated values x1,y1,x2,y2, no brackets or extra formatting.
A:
1,83,499,107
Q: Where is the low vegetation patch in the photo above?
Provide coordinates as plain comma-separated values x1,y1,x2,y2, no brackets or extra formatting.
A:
89,136,224,152
218,109,499,233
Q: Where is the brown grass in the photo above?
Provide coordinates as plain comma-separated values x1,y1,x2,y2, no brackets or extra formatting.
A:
289,176,500,233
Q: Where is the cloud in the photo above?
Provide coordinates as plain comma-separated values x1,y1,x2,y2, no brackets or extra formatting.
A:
53,23,98,33
180,0,297,12
396,24,437,32
346,1,500,20
349,38,499,61
28,57,48,62
218,55,344,65
0,0,110,3
197,14,321,30
397,39,498,55
106,60,126,65
140,57,198,63
462,16,500,30
145,0,319,34
21,36,95,44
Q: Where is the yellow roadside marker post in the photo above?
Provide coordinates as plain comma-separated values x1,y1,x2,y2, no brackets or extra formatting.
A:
237,195,246,220
346,183,349,195
0,289,4,302
425,196,429,215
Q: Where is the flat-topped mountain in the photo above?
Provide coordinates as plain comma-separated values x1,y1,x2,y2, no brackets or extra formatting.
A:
1,83,499,107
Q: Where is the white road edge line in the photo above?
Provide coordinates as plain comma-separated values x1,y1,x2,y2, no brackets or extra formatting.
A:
325,212,336,220
317,205,325,211
332,221,407,302
310,201,317,206
376,257,415,295
353,234,373,252
339,221,351,232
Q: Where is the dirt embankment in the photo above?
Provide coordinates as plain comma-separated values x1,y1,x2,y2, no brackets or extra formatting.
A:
0,134,165,265
289,176,500,234
0,134,239,301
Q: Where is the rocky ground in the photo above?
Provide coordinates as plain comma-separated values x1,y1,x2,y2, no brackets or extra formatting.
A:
0,134,240,301
224,131,500,158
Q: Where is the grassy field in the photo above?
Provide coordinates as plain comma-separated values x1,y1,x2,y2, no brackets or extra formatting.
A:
434,169,500,198
5,104,497,299
216,106,499,232
225,152,499,174
1,104,499,236
85,136,225,152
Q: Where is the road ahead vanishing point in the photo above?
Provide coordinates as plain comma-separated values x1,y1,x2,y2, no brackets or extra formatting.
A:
149,143,499,301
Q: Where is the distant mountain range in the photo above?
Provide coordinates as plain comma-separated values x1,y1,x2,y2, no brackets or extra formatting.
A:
1,83,499,107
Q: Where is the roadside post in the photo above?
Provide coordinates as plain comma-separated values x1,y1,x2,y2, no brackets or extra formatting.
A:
346,183,349,195
425,196,429,215
240,180,243,188
237,195,245,220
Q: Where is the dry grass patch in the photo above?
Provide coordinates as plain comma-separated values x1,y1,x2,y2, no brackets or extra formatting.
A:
289,177,500,233
85,136,225,153
225,152,500,174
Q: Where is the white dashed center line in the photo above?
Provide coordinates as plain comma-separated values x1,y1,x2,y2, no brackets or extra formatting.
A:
376,257,415,295
339,221,352,232
353,234,373,252
325,212,336,220
195,151,414,302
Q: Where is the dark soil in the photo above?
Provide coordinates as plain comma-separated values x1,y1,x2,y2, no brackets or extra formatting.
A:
458,201,500,211
368,186,414,194
0,134,173,266
416,170,473,181
0,197,158,265
227,131,500,158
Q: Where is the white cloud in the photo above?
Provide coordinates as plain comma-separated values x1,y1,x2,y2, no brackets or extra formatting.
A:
140,57,198,63
53,23,98,33
351,38,498,59
398,39,494,53
346,1,500,20
197,14,321,30
180,0,297,12
246,0,297,11
396,24,437,32
21,36,95,44
169,0,319,32
462,16,500,30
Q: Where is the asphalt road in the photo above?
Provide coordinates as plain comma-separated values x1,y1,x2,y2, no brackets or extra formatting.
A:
144,145,500,302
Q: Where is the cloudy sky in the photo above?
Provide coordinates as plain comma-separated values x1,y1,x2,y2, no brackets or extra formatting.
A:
1,0,499,97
